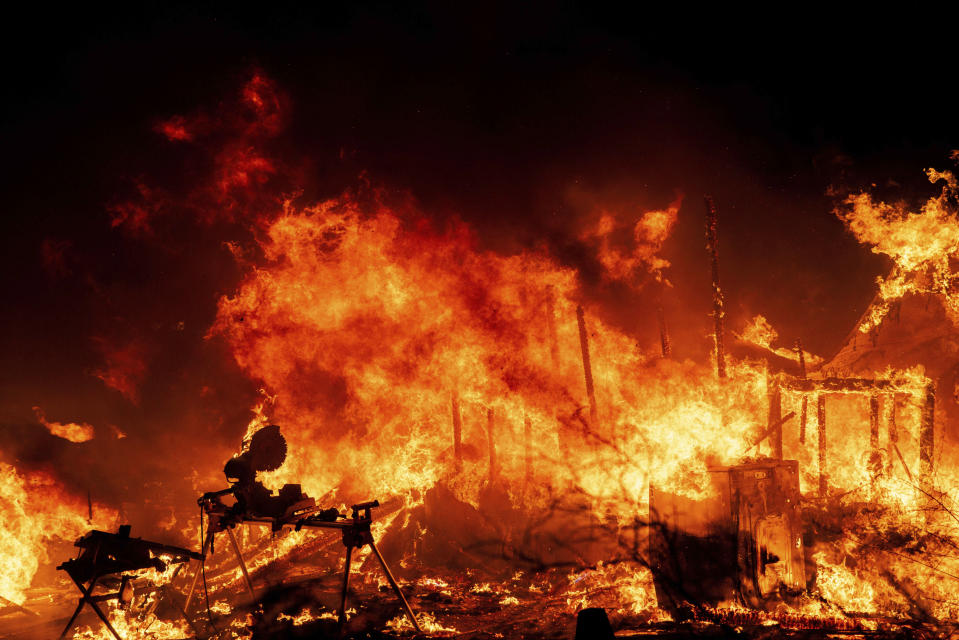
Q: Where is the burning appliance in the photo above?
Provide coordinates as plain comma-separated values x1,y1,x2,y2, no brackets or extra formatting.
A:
649,458,806,613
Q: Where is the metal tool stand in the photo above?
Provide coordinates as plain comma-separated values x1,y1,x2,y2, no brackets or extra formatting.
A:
183,501,424,634
58,568,125,640
57,527,201,640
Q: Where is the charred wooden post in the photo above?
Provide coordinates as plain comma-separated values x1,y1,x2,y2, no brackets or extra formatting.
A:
450,391,463,466
767,376,783,459
487,407,497,482
795,340,808,444
799,396,808,444
869,394,881,479
920,383,936,488
576,305,599,428
887,394,899,475
657,305,672,358
704,196,726,380
546,286,560,370
817,394,827,498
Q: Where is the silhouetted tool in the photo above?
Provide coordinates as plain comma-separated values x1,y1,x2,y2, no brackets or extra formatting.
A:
184,425,424,634
57,524,201,640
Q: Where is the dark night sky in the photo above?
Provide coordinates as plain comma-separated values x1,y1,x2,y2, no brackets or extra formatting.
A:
2,3,958,509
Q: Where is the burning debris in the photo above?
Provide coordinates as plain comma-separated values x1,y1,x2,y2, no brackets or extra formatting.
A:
6,71,959,640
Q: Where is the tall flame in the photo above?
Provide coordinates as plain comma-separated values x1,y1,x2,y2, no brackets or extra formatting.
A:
0,462,115,605
836,164,959,332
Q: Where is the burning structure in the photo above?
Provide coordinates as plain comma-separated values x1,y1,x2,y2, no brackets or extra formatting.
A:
3,11,959,640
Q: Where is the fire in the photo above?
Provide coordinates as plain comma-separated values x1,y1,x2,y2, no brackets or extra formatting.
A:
0,462,114,605
835,163,959,332
578,194,682,284
736,315,823,365
32,406,95,443
211,194,772,511
12,73,959,638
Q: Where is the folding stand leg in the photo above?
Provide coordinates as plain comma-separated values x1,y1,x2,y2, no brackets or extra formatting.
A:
59,577,124,640
368,541,423,634
86,599,124,640
58,593,90,639
225,527,257,602
339,545,353,624
183,528,215,611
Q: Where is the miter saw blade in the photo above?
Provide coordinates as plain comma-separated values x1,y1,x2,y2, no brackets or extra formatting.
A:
247,424,287,472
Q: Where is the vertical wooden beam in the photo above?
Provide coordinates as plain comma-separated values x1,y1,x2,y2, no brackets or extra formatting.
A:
869,394,881,478
887,394,898,475
704,196,726,380
576,305,599,428
795,340,808,444
817,394,827,498
768,380,783,459
920,383,936,488
799,397,808,444
450,391,463,466
487,407,497,483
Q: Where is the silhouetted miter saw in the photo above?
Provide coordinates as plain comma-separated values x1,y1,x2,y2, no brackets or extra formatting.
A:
184,424,423,634
57,525,201,640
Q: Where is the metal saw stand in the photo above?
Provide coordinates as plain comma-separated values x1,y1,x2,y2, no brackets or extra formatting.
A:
57,528,199,640
184,502,424,634
58,572,125,640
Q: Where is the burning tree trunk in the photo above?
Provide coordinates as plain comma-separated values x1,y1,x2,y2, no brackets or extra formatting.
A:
576,305,599,429
704,196,726,380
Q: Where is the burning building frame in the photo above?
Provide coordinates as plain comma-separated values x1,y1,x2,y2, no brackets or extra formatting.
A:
4,8,959,640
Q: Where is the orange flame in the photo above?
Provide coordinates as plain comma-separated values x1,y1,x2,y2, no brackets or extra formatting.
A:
32,406,94,443
836,163,959,331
